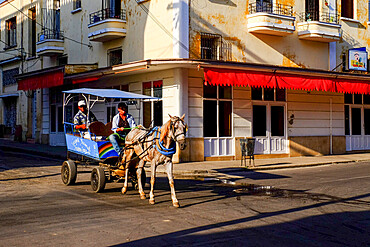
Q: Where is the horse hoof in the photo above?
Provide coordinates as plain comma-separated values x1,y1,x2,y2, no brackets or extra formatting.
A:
149,199,155,205
140,194,146,200
121,188,127,194
173,202,180,208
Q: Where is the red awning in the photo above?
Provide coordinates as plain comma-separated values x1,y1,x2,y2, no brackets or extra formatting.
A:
72,76,101,84
18,70,64,90
204,68,370,94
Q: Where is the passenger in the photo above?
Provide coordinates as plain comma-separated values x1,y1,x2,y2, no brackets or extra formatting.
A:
73,100,97,137
109,102,136,155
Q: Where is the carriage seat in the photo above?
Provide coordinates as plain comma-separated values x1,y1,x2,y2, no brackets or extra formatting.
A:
88,121,114,141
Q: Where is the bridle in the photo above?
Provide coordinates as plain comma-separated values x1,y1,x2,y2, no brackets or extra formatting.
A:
170,118,188,142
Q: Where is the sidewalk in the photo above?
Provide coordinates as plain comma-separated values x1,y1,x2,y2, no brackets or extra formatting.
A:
1,138,370,175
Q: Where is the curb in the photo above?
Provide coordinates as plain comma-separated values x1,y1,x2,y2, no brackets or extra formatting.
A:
2,144,369,176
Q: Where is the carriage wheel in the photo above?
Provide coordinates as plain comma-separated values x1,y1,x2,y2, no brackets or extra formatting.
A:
61,160,77,185
91,167,106,193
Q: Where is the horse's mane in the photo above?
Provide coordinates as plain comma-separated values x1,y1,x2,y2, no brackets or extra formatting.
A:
159,120,171,143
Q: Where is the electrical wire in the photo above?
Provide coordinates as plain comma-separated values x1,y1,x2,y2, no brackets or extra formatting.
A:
0,38,34,56
4,0,92,48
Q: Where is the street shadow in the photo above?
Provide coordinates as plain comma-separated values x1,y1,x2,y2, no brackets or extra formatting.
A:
0,149,61,170
113,209,370,246
213,168,290,181
111,193,370,246
0,173,60,182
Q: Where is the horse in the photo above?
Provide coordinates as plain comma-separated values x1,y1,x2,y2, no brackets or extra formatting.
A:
120,114,187,207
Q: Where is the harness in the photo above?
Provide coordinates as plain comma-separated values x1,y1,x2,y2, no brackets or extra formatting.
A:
152,126,177,156
117,118,187,167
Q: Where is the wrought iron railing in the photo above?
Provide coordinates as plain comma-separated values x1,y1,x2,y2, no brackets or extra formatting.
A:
298,10,339,24
249,3,294,16
38,30,64,42
200,32,232,61
89,8,126,25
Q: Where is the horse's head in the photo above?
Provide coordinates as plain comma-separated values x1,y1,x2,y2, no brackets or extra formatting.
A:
169,114,187,150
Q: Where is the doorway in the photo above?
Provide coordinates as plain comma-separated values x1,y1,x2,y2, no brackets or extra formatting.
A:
253,104,287,154
345,94,370,151
251,87,287,154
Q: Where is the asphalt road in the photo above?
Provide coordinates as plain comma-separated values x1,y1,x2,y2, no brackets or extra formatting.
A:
0,150,369,247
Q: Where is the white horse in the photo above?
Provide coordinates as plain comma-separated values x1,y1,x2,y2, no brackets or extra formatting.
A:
120,114,187,207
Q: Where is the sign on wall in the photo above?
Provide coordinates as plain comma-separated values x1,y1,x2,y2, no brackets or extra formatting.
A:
348,47,368,71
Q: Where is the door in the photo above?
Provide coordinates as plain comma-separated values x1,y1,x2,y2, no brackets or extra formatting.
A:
3,97,17,135
256,0,272,12
253,104,287,154
203,85,234,157
346,106,370,151
306,0,319,21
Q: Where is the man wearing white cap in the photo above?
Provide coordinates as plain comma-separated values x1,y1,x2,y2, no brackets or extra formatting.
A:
73,100,97,133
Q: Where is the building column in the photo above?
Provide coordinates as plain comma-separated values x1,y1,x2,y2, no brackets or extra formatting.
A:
172,68,189,163
173,0,189,58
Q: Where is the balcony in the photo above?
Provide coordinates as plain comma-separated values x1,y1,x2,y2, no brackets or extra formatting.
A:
247,3,295,36
36,30,64,56
88,8,127,42
297,11,341,42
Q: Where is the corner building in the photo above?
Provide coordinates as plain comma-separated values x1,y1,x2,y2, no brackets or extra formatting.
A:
1,0,370,162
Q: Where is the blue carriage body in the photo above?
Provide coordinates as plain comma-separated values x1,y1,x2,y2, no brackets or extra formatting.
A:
64,122,119,160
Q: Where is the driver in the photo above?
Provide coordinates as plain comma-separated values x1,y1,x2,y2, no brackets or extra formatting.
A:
73,100,97,136
109,102,136,155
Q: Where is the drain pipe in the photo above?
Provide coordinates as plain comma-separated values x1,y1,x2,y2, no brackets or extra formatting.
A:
330,98,333,154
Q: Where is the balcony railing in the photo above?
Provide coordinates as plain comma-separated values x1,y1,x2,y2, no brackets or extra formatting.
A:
38,30,64,42
89,8,126,25
249,3,293,16
298,10,339,24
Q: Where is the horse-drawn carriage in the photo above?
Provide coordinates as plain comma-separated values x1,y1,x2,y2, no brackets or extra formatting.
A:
60,88,157,192
61,88,188,207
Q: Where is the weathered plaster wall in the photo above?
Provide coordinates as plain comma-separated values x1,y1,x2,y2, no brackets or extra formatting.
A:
189,0,333,69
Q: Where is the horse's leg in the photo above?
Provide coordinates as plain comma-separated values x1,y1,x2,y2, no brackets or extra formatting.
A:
149,162,157,205
137,159,146,200
121,150,132,194
164,161,179,208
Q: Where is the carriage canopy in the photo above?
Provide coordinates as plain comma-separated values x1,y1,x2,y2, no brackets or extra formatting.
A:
62,88,159,100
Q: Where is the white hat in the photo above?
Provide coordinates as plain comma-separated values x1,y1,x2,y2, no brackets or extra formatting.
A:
78,100,86,107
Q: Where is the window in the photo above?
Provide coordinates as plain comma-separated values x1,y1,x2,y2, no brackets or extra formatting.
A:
108,48,122,66
201,33,222,60
251,87,286,101
6,17,17,48
2,68,19,87
143,81,163,128
58,55,68,66
341,0,353,19
29,8,36,57
203,85,232,137
74,0,82,10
